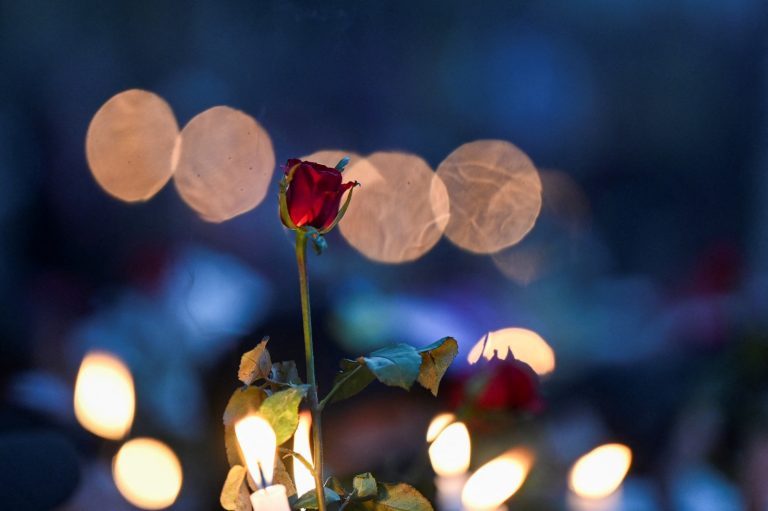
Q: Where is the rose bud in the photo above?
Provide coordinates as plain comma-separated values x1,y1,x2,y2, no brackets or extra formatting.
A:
282,159,357,231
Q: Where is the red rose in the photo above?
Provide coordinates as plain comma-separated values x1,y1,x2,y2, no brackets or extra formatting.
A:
283,159,357,230
476,360,542,412
449,359,542,413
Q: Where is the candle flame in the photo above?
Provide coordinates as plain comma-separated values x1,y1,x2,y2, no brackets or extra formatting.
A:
428,422,471,477
569,443,632,499
467,327,555,376
426,413,456,443
461,449,533,511
294,411,315,496
73,351,135,440
113,438,183,510
235,415,276,487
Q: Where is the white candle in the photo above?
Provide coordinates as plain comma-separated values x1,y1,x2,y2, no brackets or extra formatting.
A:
461,449,532,511
235,415,291,511
250,484,292,511
428,421,471,511
567,488,622,511
567,444,632,511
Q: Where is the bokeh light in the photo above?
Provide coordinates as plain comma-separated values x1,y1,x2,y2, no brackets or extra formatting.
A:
437,140,542,254
492,169,591,283
467,327,556,376
112,438,183,510
173,106,275,222
569,444,632,499
293,411,315,496
461,449,533,511
85,89,179,202
426,412,456,443
73,351,135,440
428,422,471,477
339,152,450,263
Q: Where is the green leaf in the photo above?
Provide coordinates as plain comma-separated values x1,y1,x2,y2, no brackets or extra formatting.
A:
223,386,268,466
347,483,433,511
238,337,272,385
325,476,347,497
259,386,309,445
330,360,376,403
417,337,459,396
363,344,422,390
292,488,341,510
327,345,422,405
353,473,378,499
220,465,248,511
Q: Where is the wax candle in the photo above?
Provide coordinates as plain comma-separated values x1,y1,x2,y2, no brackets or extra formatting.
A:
428,421,471,511
235,415,291,511
567,444,632,511
461,448,532,511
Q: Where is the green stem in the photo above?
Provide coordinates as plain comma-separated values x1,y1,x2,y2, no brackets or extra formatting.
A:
296,232,327,511
278,447,316,479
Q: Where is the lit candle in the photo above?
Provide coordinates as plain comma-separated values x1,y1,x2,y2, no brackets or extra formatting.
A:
567,444,632,511
235,415,291,511
293,411,315,496
428,421,470,511
461,448,532,511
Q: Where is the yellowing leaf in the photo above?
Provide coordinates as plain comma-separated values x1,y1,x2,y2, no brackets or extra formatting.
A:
417,337,458,396
238,337,272,385
220,465,248,511
353,473,377,499
274,455,297,497
223,386,268,466
347,483,433,511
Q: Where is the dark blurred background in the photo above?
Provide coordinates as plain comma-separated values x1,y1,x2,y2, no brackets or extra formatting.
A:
2,1,768,510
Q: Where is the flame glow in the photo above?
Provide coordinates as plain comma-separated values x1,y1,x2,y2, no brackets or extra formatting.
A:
569,444,632,499
293,411,315,496
235,415,276,486
113,438,183,510
467,327,555,376
73,351,135,440
426,413,456,443
428,422,471,477
461,449,533,511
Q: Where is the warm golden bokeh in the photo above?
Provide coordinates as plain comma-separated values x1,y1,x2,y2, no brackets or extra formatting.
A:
569,444,632,499
426,412,456,443
113,438,183,510
467,327,556,376
461,449,533,511
437,140,542,254
73,351,135,440
85,89,179,202
173,106,275,222
339,152,450,263
492,169,591,283
293,411,315,496
428,422,471,477
235,414,277,486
